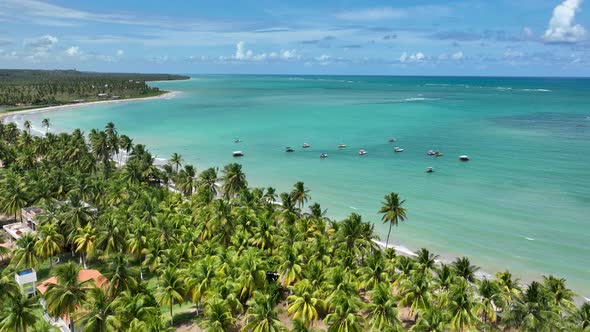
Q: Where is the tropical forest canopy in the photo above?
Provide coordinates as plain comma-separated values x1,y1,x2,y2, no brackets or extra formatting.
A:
0,69,189,108
0,120,589,332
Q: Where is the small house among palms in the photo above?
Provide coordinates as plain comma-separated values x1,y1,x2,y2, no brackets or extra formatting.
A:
15,268,38,296
36,269,107,332
2,206,44,243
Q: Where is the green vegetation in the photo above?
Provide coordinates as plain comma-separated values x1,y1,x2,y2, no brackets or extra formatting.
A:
0,120,589,331
0,69,188,109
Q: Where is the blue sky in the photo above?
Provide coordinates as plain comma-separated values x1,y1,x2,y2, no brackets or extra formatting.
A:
0,0,589,76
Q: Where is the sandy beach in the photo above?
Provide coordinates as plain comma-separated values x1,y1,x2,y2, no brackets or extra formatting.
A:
0,90,180,121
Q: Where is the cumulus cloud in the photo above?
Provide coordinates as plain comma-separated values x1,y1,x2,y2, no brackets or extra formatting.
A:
543,0,586,43
230,41,300,62
451,51,464,60
25,34,58,51
399,52,425,63
65,46,80,56
116,49,124,56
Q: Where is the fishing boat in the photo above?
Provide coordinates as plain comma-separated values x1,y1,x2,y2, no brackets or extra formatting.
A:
394,147,404,152
426,167,434,173
302,143,311,148
320,153,328,158
358,149,367,155
233,151,244,157
285,147,295,152
459,155,470,161
234,138,242,143
337,144,347,148
389,138,396,142
435,152,444,157
427,150,435,156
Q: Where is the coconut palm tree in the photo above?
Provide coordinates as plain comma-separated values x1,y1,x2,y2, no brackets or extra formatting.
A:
11,233,39,269
324,290,365,332
366,282,401,331
0,172,29,222
169,153,183,174
201,297,235,332
242,291,286,332
451,257,480,283
41,118,50,133
75,286,121,332
502,281,559,332
415,248,439,274
474,278,501,325
495,270,522,308
23,120,31,134
287,284,326,328
155,266,185,326
103,254,138,296
44,262,91,331
410,309,451,332
399,272,432,321
567,302,590,331
291,181,310,209
221,163,247,199
543,275,576,313
73,224,97,268
447,278,479,332
0,292,41,332
378,192,407,249
34,221,64,270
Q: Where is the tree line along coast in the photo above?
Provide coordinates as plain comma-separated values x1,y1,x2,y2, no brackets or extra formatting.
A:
0,69,189,110
1,120,589,331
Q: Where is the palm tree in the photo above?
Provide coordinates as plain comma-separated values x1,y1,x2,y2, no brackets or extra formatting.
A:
378,192,407,249
73,224,97,268
118,134,133,164
503,281,559,332
495,270,522,308
0,292,41,332
242,292,286,332
221,163,247,199
201,297,235,332
0,172,29,222
474,278,501,325
23,120,31,134
543,275,576,313
75,286,120,332
451,257,480,283
447,279,479,332
169,153,183,174
34,221,64,270
291,181,310,209
11,233,38,269
103,254,138,296
41,118,50,133
568,302,590,331
366,282,401,331
155,267,185,326
287,286,326,328
44,262,91,331
324,290,365,332
177,164,197,196
415,248,439,274
410,309,451,332
399,272,433,321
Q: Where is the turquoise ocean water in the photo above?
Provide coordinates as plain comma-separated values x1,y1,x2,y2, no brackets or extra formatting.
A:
8,75,590,296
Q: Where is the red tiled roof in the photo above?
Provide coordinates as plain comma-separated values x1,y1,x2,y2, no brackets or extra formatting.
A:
36,269,107,294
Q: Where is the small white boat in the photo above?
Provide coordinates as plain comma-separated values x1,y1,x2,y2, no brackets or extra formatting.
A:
426,167,434,173
234,138,242,143
394,147,404,152
320,153,328,158
358,149,367,155
233,151,244,157
302,143,311,148
459,155,470,161
427,150,435,156
338,144,347,148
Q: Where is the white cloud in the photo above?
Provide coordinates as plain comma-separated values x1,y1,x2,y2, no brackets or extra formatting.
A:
543,0,586,43
116,49,124,56
400,51,425,63
25,35,58,50
523,26,533,37
230,41,300,62
504,49,524,58
451,51,464,60
65,46,80,56
335,7,405,21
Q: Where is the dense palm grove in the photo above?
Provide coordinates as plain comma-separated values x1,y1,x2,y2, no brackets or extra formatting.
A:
0,120,589,332
0,69,188,107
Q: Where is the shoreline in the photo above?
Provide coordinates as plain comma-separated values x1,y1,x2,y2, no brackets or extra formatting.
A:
0,90,180,121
